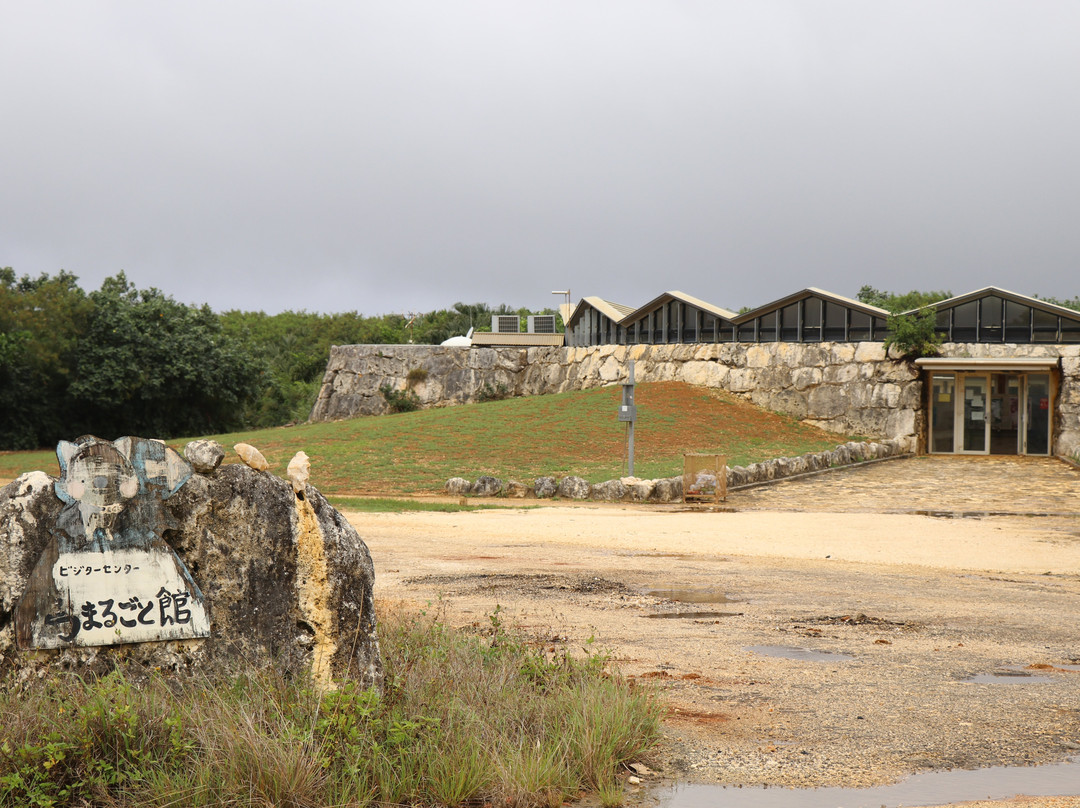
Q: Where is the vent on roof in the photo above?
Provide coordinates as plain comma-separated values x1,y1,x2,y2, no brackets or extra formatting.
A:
528,315,557,334
492,315,521,333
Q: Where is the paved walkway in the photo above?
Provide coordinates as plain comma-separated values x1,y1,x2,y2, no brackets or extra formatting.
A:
731,455,1080,516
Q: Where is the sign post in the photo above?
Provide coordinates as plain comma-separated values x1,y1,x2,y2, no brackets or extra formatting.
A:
617,360,637,476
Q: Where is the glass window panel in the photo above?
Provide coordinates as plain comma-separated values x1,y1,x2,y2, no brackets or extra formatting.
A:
962,375,988,452
1025,373,1051,454
980,296,1003,342
823,302,846,340
1060,314,1080,343
757,312,777,341
931,374,955,453
952,301,977,341
801,299,822,341
849,310,871,341
872,317,888,340
935,308,951,335
780,303,800,340
1004,301,1031,342
683,307,700,342
1033,309,1059,342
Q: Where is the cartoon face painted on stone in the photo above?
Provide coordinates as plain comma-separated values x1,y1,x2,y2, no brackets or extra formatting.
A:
15,436,211,650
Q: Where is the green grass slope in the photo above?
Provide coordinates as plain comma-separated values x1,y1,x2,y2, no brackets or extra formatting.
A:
0,382,852,496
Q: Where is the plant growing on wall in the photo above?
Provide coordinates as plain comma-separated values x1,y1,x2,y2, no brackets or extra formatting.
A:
379,383,421,413
884,309,943,358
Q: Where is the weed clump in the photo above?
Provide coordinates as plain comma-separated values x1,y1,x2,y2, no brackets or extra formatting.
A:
379,383,421,413
0,608,660,807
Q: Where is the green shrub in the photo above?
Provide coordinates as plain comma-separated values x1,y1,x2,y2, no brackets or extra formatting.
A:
884,309,943,358
379,383,421,413
477,381,510,402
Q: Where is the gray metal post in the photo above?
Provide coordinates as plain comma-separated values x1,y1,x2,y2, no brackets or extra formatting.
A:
626,360,635,476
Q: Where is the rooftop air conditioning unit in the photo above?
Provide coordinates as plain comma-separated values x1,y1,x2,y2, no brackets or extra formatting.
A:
492,315,520,333
528,315,557,334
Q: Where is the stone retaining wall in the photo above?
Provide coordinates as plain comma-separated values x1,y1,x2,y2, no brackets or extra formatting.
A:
445,438,911,503
311,342,1080,457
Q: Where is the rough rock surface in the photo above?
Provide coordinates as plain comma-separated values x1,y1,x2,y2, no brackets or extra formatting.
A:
505,480,530,498
0,462,382,689
445,477,471,496
534,477,557,498
556,476,591,500
471,476,503,497
184,439,225,473
234,442,270,472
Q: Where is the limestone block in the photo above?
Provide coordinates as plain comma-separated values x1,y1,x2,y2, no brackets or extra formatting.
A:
871,383,902,408
807,386,848,419
534,477,557,498
650,477,683,502
627,480,655,501
590,480,627,501
445,477,471,496
885,408,917,438
599,356,622,382
856,344,886,363
800,345,828,368
471,476,503,497
791,367,822,391
505,480,530,498
185,440,225,474
556,476,591,500
746,345,772,368
824,364,859,384
829,343,856,364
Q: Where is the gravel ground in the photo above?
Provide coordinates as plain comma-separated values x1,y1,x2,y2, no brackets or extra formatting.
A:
351,481,1080,807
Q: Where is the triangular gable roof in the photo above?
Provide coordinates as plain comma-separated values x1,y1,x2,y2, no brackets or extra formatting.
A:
624,290,738,322
904,286,1080,321
564,296,635,328
733,287,890,325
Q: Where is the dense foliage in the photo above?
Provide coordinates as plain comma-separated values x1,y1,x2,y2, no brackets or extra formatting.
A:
0,268,561,450
855,285,953,313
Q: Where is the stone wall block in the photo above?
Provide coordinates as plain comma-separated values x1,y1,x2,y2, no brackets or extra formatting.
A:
824,364,859,385
746,345,772,368
807,386,849,419
885,408,917,438
791,367,822,391
829,343,856,364
854,343,886,362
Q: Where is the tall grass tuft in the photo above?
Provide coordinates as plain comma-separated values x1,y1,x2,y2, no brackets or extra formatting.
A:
0,607,661,808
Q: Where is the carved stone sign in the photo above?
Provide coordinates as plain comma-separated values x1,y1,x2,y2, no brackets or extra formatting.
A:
14,436,210,649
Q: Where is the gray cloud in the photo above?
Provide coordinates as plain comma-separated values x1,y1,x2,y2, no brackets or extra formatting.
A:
2,1,1078,315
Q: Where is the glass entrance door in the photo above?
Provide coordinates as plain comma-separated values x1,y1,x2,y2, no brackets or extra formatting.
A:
1024,373,1051,455
961,375,989,453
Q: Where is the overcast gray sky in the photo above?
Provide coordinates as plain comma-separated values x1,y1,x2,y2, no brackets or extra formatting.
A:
3,2,1078,316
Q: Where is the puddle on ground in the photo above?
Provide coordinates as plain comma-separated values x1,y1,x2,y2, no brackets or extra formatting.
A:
644,611,743,620
645,588,736,604
904,509,1080,519
963,668,1055,684
745,645,855,663
650,757,1080,808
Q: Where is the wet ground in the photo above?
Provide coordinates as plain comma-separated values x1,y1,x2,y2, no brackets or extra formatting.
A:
734,454,1080,516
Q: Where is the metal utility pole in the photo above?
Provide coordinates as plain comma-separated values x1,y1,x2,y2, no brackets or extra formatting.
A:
618,360,637,476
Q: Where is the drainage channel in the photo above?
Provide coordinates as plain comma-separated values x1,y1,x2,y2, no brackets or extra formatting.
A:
650,757,1080,808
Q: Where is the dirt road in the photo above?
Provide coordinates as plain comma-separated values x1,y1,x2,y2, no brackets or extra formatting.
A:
347,457,1080,807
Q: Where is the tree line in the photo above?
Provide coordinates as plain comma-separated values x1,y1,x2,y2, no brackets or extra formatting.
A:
0,268,557,450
